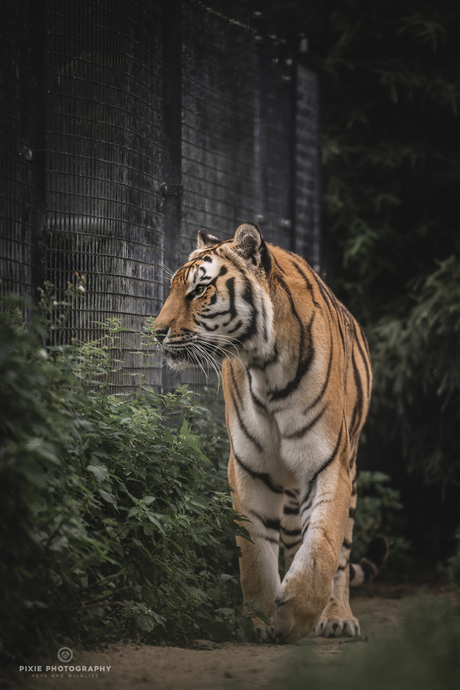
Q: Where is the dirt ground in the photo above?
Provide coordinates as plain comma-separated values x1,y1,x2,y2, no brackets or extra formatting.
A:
6,584,411,690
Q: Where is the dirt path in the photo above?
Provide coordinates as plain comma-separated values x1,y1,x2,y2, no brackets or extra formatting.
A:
8,587,407,690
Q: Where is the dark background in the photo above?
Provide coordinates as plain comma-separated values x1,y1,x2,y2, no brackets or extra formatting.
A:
2,0,460,565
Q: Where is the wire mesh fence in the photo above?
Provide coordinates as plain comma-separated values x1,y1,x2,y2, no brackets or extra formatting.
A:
1,0,321,396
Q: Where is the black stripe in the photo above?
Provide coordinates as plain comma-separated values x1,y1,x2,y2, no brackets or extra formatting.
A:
260,534,279,545
201,320,219,332
284,538,303,550
310,422,345,484
225,276,237,323
249,510,281,531
248,345,279,372
348,507,356,519
280,527,301,537
261,242,272,275
360,560,375,582
288,259,322,309
269,276,315,401
300,499,314,517
238,278,258,344
300,482,314,506
284,489,297,499
365,536,388,568
227,320,243,334
357,319,371,360
230,389,263,452
303,331,334,415
313,275,347,354
247,370,268,411
260,299,268,342
349,349,364,438
282,404,327,440
272,254,286,274
349,447,358,470
283,505,299,515
353,319,372,398
233,451,283,494
229,361,244,408
343,538,353,550
301,520,310,537
275,598,289,607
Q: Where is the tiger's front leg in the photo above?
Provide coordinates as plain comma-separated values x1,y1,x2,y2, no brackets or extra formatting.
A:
228,452,285,642
274,440,351,643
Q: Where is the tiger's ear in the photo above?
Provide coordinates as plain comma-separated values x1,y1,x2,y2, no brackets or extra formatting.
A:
234,223,271,274
197,229,220,249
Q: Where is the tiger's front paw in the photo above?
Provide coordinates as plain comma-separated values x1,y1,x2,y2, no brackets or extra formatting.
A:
273,590,323,644
273,574,332,644
252,616,276,643
315,613,360,638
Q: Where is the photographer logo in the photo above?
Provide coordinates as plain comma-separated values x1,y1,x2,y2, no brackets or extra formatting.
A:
57,647,73,663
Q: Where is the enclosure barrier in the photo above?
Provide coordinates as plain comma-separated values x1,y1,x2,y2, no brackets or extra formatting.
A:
1,0,321,394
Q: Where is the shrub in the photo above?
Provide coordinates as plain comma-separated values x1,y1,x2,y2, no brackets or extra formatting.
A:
353,471,410,576
370,255,460,489
0,296,244,659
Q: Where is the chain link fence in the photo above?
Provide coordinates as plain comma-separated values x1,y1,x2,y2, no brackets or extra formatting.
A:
1,0,321,395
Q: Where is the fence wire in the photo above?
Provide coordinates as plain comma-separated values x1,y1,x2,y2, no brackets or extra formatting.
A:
1,0,321,396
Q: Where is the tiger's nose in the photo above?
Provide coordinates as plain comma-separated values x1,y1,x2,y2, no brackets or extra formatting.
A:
154,325,169,344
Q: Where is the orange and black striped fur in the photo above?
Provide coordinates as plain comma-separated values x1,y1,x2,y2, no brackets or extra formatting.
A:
155,223,387,642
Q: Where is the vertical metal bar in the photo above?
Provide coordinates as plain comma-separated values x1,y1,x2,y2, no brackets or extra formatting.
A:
251,8,268,234
161,0,182,392
29,0,47,302
283,18,297,254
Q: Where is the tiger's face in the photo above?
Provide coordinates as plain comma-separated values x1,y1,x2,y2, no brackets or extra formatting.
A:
155,223,274,372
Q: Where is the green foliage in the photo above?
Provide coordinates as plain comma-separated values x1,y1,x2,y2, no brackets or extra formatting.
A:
318,0,460,322
353,472,410,574
302,0,460,552
370,256,460,488
0,296,246,659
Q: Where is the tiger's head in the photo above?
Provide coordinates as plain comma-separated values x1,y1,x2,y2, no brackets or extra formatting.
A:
155,223,274,372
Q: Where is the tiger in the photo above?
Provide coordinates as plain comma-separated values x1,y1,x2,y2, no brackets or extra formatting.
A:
154,222,388,643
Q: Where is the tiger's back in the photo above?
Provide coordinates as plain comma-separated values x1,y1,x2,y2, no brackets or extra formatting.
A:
155,223,387,642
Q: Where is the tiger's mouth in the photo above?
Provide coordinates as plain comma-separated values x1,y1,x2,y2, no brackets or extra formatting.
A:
163,341,225,375
164,346,196,368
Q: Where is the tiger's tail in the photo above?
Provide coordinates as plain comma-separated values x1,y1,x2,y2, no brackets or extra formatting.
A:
349,536,389,586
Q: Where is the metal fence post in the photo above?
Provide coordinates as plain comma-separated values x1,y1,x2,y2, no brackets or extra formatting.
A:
29,0,47,301
251,9,269,235
161,0,183,392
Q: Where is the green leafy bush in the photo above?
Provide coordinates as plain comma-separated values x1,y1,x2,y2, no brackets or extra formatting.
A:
370,256,460,489
353,472,410,575
0,297,244,659
308,0,460,559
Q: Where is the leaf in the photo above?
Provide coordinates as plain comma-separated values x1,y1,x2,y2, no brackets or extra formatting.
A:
87,465,108,483
99,489,118,509
142,496,156,505
137,614,155,631
215,607,234,616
